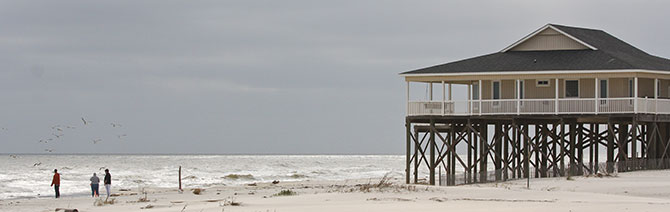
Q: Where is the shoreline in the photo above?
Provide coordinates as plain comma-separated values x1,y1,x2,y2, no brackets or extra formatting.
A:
3,170,670,212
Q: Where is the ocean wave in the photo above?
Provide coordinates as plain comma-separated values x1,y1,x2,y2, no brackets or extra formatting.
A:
222,174,255,180
0,155,405,200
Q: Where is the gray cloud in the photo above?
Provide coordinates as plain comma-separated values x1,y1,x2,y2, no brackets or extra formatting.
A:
1,0,669,154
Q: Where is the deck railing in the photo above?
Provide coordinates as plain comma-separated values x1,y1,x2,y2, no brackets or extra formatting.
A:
408,98,670,116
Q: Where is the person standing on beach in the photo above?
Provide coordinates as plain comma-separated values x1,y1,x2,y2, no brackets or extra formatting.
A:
90,173,100,197
104,169,111,198
50,169,60,198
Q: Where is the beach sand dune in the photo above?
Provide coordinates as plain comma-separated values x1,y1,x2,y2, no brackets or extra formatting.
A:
3,170,670,212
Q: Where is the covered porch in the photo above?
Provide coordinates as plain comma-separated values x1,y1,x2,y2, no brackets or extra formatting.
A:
406,75,670,116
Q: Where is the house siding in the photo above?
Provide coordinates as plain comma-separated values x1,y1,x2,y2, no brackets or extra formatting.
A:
524,79,556,99
510,28,589,51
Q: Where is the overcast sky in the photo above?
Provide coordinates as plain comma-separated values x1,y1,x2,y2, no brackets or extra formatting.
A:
1,0,669,154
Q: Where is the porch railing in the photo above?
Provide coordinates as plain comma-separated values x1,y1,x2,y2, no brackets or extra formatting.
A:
407,98,670,116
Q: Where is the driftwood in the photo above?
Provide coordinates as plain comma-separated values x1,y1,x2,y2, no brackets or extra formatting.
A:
55,208,79,212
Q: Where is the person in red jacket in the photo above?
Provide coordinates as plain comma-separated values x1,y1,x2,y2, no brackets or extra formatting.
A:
50,169,60,198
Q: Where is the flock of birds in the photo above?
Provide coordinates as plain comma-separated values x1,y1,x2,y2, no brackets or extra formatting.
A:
3,117,129,166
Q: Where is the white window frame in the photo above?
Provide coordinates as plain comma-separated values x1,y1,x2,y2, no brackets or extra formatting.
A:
491,80,501,108
628,79,634,105
536,79,550,87
564,79,580,99
518,80,525,107
599,78,608,105
472,82,480,100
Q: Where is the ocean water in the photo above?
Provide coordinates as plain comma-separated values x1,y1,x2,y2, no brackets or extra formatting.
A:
0,155,404,200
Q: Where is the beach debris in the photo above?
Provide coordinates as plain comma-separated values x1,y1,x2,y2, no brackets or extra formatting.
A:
99,167,106,170
192,188,203,195
367,197,413,202
55,208,79,212
110,193,121,197
272,180,280,184
92,138,102,144
118,134,127,139
223,196,241,206
246,183,257,186
273,189,296,196
429,197,447,202
180,204,187,212
1,127,7,131
140,204,154,209
9,155,18,159
94,197,116,206
170,200,185,204
119,188,131,191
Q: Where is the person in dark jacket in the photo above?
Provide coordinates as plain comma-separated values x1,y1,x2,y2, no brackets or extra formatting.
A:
90,173,100,197
104,169,112,198
50,169,60,198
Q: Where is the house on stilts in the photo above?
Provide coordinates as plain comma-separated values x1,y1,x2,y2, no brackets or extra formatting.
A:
401,24,670,186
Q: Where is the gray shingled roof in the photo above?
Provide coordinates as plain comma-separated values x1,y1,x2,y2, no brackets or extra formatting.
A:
402,24,670,75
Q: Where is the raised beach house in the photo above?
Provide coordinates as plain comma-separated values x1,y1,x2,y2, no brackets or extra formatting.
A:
401,24,670,186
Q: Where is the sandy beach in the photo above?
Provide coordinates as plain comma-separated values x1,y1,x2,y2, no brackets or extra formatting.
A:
2,170,670,212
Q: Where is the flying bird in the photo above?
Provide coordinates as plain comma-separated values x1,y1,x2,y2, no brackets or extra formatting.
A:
38,139,48,143
33,162,42,167
44,149,54,153
66,125,76,129
92,138,102,144
110,123,122,128
81,117,88,125
9,155,18,159
118,134,127,139
53,133,64,138
99,167,106,170
1,127,7,131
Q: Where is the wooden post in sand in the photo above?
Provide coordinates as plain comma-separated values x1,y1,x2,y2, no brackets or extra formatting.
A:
179,166,182,191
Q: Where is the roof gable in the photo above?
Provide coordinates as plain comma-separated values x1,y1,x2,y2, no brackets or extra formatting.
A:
501,24,597,52
401,24,670,75
508,27,590,51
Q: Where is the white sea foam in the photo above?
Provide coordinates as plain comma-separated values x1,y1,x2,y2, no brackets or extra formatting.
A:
0,155,404,200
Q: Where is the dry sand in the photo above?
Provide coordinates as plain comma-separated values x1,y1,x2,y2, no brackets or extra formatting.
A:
2,170,670,212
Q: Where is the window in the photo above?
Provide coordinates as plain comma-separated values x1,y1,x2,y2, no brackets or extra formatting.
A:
519,80,524,99
473,83,479,100
600,79,608,98
629,79,634,105
536,80,550,87
600,79,608,104
518,80,524,106
492,81,501,100
565,80,579,98
628,79,633,97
